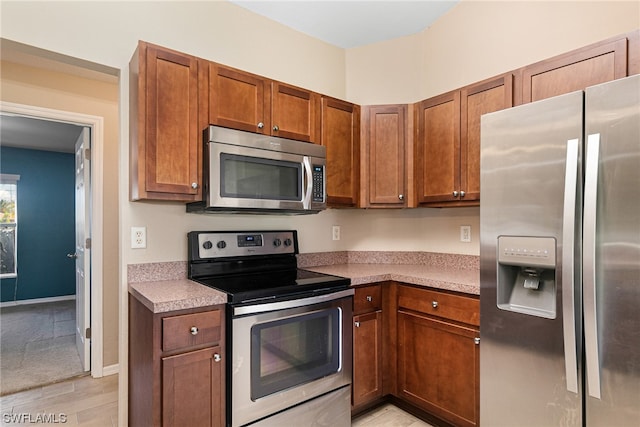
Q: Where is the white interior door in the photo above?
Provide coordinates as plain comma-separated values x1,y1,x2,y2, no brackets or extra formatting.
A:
74,127,91,371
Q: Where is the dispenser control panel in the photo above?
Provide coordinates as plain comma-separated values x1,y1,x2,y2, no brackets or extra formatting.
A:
498,236,556,268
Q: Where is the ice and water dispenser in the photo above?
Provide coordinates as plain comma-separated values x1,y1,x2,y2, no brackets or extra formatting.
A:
497,236,557,319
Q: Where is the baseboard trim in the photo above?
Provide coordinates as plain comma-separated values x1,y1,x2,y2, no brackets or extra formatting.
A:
101,364,119,376
0,295,75,308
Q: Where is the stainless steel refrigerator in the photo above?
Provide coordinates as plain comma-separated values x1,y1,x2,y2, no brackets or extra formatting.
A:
479,74,640,426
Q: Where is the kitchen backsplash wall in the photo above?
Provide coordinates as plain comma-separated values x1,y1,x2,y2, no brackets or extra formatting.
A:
126,203,480,264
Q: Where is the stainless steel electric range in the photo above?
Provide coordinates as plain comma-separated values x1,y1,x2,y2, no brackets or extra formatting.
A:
188,230,353,427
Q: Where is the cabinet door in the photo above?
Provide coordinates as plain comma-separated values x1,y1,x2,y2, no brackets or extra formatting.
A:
460,74,513,203
353,311,383,409
415,91,460,205
271,81,321,143
208,63,271,134
397,311,479,427
364,105,407,207
131,42,200,201
522,36,628,104
162,346,223,427
321,97,360,207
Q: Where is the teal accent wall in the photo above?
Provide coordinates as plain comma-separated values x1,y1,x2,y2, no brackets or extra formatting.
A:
0,147,75,302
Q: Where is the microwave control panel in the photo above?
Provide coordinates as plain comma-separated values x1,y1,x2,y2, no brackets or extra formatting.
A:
312,165,324,202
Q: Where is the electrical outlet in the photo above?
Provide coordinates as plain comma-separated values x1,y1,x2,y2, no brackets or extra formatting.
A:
460,225,471,243
131,226,147,249
332,225,341,241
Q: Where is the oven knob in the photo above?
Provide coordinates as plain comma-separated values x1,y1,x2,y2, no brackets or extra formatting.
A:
202,241,213,250
217,241,227,249
284,238,292,247
273,238,282,247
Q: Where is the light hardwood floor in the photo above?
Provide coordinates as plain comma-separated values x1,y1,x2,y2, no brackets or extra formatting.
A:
0,374,117,426
0,375,430,427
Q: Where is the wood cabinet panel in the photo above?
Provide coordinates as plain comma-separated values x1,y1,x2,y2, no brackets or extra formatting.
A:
398,311,479,427
321,97,360,207
363,105,407,207
522,36,628,104
353,285,382,315
208,63,270,134
130,41,200,201
353,311,383,409
162,346,223,427
272,82,321,143
398,285,479,327
162,310,222,352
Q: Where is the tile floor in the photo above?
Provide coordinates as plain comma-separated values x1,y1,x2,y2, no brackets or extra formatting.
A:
354,404,434,427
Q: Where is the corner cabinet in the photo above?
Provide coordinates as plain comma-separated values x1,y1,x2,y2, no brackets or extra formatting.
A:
361,105,408,208
321,97,360,207
129,295,225,427
352,285,384,412
129,41,201,201
415,74,513,207
396,285,480,427
206,62,321,143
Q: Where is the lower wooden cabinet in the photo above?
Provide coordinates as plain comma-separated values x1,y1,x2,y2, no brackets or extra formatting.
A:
129,295,225,427
353,310,383,409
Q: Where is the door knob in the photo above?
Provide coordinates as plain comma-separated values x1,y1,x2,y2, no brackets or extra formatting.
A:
272,125,279,132
257,122,264,129
453,191,459,197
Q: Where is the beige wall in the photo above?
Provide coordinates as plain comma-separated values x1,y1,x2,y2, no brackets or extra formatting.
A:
347,1,640,104
0,61,120,367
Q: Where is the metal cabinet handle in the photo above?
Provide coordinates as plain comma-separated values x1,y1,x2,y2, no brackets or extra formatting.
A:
214,353,221,362
354,321,360,328
453,191,459,197
272,125,279,132
432,301,438,309
67,253,78,259
366,296,372,302
257,122,264,129
191,182,199,189
460,190,466,198
398,194,404,201
190,326,198,336
474,337,480,345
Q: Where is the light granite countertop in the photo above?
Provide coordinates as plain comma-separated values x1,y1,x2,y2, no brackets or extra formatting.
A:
303,263,480,296
129,279,227,313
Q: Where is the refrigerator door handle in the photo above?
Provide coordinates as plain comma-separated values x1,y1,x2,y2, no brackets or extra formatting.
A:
584,133,602,399
562,138,580,394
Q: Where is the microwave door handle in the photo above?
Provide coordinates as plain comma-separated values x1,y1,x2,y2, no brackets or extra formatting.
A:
302,156,313,209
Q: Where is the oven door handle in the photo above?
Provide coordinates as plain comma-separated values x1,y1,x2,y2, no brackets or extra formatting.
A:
233,288,354,316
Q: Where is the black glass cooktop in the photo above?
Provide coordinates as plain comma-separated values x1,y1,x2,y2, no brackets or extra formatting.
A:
192,269,350,304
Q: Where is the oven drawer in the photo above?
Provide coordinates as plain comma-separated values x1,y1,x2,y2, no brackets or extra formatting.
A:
398,285,479,326
353,285,382,314
162,309,222,352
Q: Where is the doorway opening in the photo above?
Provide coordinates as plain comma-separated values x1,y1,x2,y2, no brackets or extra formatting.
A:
0,103,105,394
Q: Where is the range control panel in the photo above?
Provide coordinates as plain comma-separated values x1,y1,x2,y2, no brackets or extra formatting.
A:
497,236,556,268
193,231,297,259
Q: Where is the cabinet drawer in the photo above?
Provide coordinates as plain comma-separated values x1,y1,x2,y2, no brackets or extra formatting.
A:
398,285,479,326
354,285,382,314
162,310,222,352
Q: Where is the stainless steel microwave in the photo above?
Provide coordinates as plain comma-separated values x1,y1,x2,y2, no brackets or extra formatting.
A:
187,126,326,214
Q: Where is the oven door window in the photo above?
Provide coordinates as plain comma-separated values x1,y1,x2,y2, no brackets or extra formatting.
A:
220,153,302,201
250,308,341,400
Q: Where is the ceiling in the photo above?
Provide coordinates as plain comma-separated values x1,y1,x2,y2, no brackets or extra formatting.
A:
0,114,83,154
229,0,459,49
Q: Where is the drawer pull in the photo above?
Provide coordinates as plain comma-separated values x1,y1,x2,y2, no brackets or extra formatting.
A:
190,326,199,336
355,321,360,328
366,296,372,302
214,353,222,362
474,337,481,345
432,301,439,309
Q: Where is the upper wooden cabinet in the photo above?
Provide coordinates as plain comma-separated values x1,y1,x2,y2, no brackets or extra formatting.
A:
415,74,513,207
521,33,630,104
206,62,321,143
361,105,408,208
130,41,201,201
321,97,361,207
